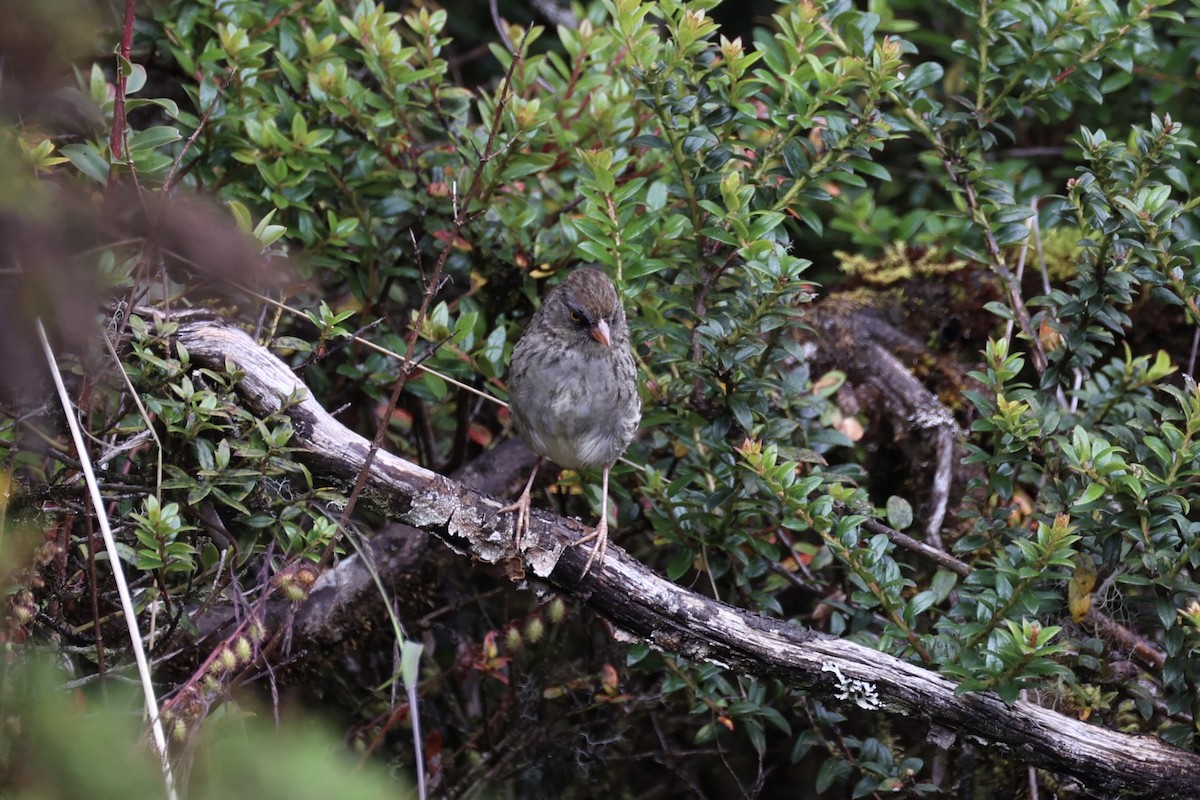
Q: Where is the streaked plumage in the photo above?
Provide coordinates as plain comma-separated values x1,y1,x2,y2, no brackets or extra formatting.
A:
502,268,641,574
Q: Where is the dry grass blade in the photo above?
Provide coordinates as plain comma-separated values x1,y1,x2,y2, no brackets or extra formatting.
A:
36,318,179,800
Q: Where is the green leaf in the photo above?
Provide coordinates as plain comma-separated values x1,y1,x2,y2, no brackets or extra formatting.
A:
907,590,937,617
903,62,943,92
60,143,109,183
757,705,792,736
666,546,693,581
848,158,891,182
128,126,183,152
782,140,809,177
630,134,668,150
729,395,754,432
816,757,850,794
1155,600,1176,630
885,496,913,530
577,240,616,266
994,222,1031,246
125,97,181,117
991,205,1035,224
503,153,557,179
626,642,649,665
931,569,958,602
1074,483,1105,507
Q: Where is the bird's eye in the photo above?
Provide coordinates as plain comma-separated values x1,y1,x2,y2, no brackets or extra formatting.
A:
568,310,583,324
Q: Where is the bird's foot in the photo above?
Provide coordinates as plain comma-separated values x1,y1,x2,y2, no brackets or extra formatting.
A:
496,488,533,553
497,460,542,557
573,516,608,577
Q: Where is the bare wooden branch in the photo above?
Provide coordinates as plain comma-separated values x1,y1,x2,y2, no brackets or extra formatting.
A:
163,310,1200,798
810,306,960,550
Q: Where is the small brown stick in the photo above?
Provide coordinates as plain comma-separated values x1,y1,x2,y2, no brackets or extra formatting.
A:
162,73,232,194
940,153,1047,374
861,517,969,576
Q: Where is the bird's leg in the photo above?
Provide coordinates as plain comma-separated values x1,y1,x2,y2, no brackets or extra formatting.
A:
574,466,610,576
497,457,543,553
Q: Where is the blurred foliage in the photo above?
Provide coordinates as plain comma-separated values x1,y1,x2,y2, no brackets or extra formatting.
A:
0,659,410,800
3,0,1200,796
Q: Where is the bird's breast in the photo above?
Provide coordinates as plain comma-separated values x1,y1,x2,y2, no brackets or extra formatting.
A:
510,347,640,470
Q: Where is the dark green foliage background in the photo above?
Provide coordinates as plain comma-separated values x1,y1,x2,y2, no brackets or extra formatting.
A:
3,0,1200,796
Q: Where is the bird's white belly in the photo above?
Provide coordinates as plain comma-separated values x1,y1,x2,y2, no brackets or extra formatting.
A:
526,377,619,468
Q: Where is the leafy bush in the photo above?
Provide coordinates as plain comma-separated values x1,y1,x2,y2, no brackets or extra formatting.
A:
3,0,1200,796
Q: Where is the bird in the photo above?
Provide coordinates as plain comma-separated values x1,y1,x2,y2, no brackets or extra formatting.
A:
500,267,641,575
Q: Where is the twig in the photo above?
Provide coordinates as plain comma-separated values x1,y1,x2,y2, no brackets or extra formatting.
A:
530,0,578,29
1003,204,1033,345
1032,198,1051,296
1084,607,1165,672
489,0,555,93
926,425,954,550
319,34,529,791
1023,689,1041,800
102,332,163,499
85,516,106,679
162,3,295,192
162,73,232,193
940,153,1048,374
1027,199,1073,409
339,524,425,799
861,516,969,576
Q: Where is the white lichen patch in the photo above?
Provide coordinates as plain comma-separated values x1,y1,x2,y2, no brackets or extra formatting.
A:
406,485,456,529
822,661,882,710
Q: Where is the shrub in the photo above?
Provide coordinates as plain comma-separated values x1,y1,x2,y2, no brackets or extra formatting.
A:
3,0,1199,795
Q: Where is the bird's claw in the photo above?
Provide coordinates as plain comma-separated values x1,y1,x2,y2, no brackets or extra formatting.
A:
573,518,608,577
496,490,534,553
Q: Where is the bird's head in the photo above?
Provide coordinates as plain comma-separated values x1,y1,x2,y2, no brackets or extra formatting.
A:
541,268,625,349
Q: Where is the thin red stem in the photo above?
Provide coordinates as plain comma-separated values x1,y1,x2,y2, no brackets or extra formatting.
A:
108,0,137,178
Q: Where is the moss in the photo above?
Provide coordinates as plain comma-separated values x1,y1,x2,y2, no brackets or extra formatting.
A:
1032,226,1087,282
837,242,969,286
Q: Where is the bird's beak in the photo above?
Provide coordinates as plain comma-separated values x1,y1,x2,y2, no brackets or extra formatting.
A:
591,319,611,347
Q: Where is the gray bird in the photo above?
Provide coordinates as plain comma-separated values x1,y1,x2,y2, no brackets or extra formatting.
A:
501,267,641,575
